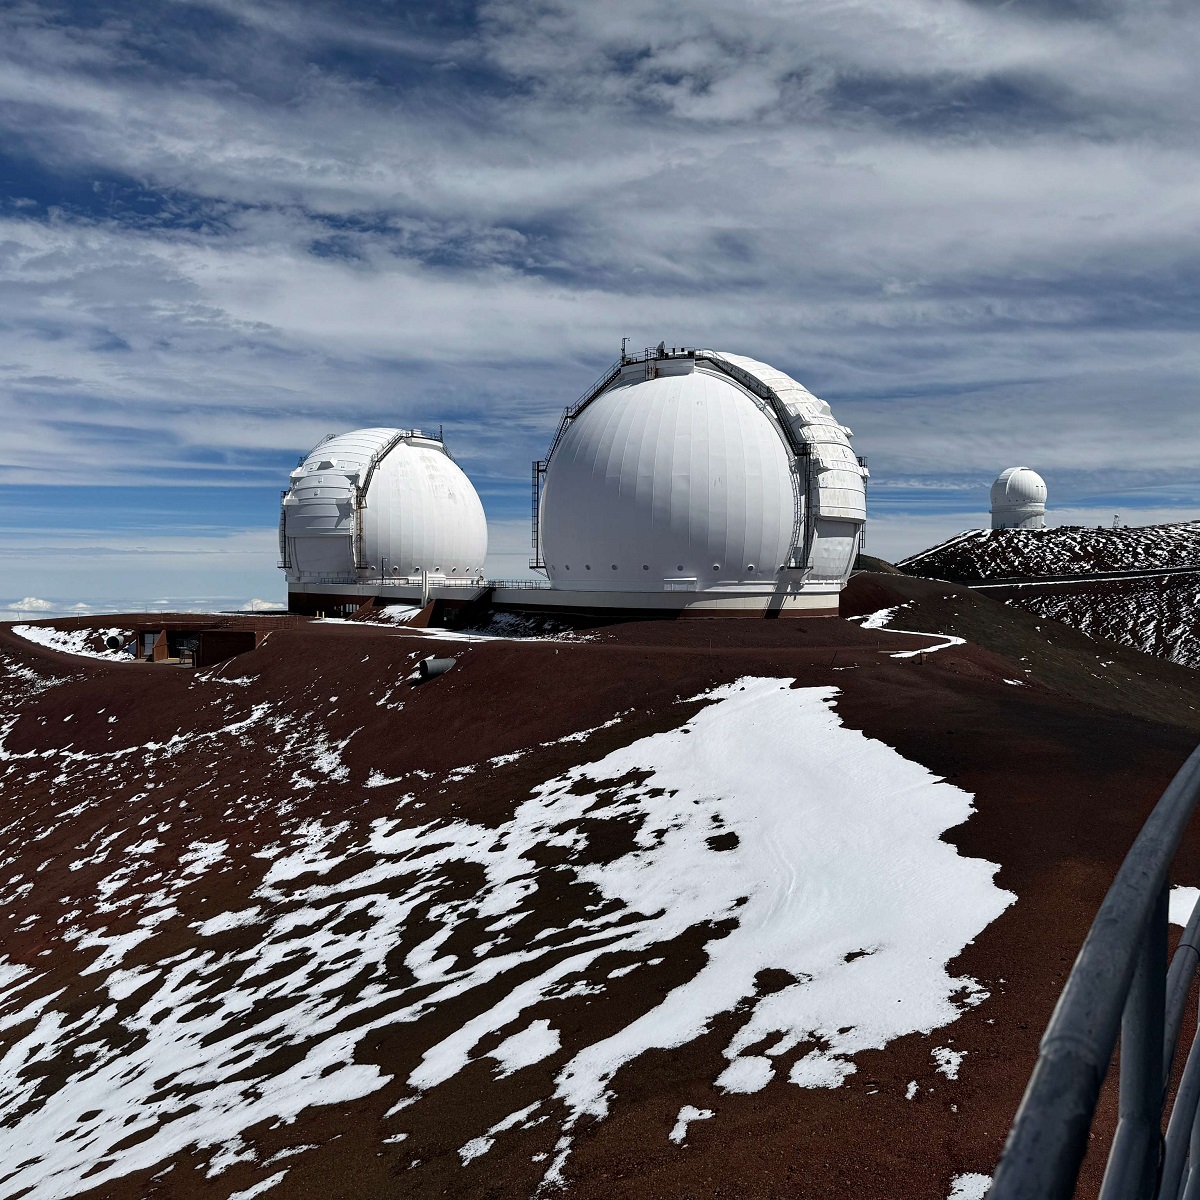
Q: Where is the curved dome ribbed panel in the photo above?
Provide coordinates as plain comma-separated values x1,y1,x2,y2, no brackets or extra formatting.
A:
540,364,795,591
282,428,487,585
991,467,1047,507
362,442,487,579
706,352,868,523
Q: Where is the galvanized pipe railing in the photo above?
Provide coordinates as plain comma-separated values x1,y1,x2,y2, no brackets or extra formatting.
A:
989,744,1200,1200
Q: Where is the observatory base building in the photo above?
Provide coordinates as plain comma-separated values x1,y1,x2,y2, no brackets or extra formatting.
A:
282,348,868,620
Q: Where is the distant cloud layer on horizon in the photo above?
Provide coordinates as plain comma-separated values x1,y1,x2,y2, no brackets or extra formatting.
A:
1,0,1197,604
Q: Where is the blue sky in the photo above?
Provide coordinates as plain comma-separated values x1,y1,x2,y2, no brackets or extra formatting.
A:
1,0,1198,614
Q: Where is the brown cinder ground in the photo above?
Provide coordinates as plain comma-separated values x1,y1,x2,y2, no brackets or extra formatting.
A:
1,577,1198,1200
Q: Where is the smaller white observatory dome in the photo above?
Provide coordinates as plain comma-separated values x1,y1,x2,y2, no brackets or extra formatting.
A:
280,428,487,585
990,467,1047,530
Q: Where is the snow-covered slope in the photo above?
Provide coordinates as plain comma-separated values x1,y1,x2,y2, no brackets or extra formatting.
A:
999,575,1200,669
2,613,1197,1199
11,624,134,660
900,522,1200,581
898,523,1200,669
0,657,1009,1198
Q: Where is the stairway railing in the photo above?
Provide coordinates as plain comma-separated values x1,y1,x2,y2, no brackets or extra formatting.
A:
990,744,1200,1199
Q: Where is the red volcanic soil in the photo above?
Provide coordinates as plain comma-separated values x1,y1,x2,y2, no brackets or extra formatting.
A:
2,579,1200,1200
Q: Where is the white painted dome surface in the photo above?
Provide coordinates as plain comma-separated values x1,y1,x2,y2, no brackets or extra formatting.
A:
281,428,487,585
990,467,1047,531
540,352,867,593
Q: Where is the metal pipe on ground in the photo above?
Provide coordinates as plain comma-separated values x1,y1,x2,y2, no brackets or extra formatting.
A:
418,656,456,680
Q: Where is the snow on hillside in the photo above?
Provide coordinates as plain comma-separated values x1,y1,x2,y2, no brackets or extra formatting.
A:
0,672,1013,1198
1003,575,1200,669
900,522,1200,581
11,625,134,660
0,651,73,699
850,605,967,658
895,523,1200,670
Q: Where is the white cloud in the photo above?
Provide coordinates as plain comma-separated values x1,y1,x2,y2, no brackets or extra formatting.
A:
239,597,285,612
0,516,538,613
0,596,84,620
1,0,1198,605
0,528,281,610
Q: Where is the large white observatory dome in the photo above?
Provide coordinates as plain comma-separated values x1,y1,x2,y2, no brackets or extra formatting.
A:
536,348,868,601
990,467,1047,530
280,428,487,586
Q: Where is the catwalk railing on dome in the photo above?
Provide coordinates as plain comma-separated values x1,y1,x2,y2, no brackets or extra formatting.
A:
490,579,554,590
531,459,547,571
531,355,628,568
989,743,1200,1200
277,489,291,571
542,347,701,470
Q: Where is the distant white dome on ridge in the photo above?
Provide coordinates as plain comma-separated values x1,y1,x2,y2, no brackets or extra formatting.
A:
991,467,1047,530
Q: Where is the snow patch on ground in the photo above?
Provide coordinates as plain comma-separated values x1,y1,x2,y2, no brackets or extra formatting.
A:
458,1103,540,1165
227,1170,288,1199
364,769,408,789
484,713,629,770
1011,576,1200,668
368,605,422,624
715,1054,775,1094
948,1172,992,1200
394,625,575,644
0,654,72,698
788,1049,857,1089
669,1105,714,1145
0,680,1012,1197
933,1046,965,1080
488,1020,561,1077
11,626,133,661
859,604,906,630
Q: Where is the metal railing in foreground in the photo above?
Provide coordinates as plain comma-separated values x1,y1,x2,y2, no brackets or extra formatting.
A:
990,743,1200,1200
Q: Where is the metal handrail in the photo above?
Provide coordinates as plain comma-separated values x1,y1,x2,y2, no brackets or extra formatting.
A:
990,743,1200,1199
370,577,552,591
